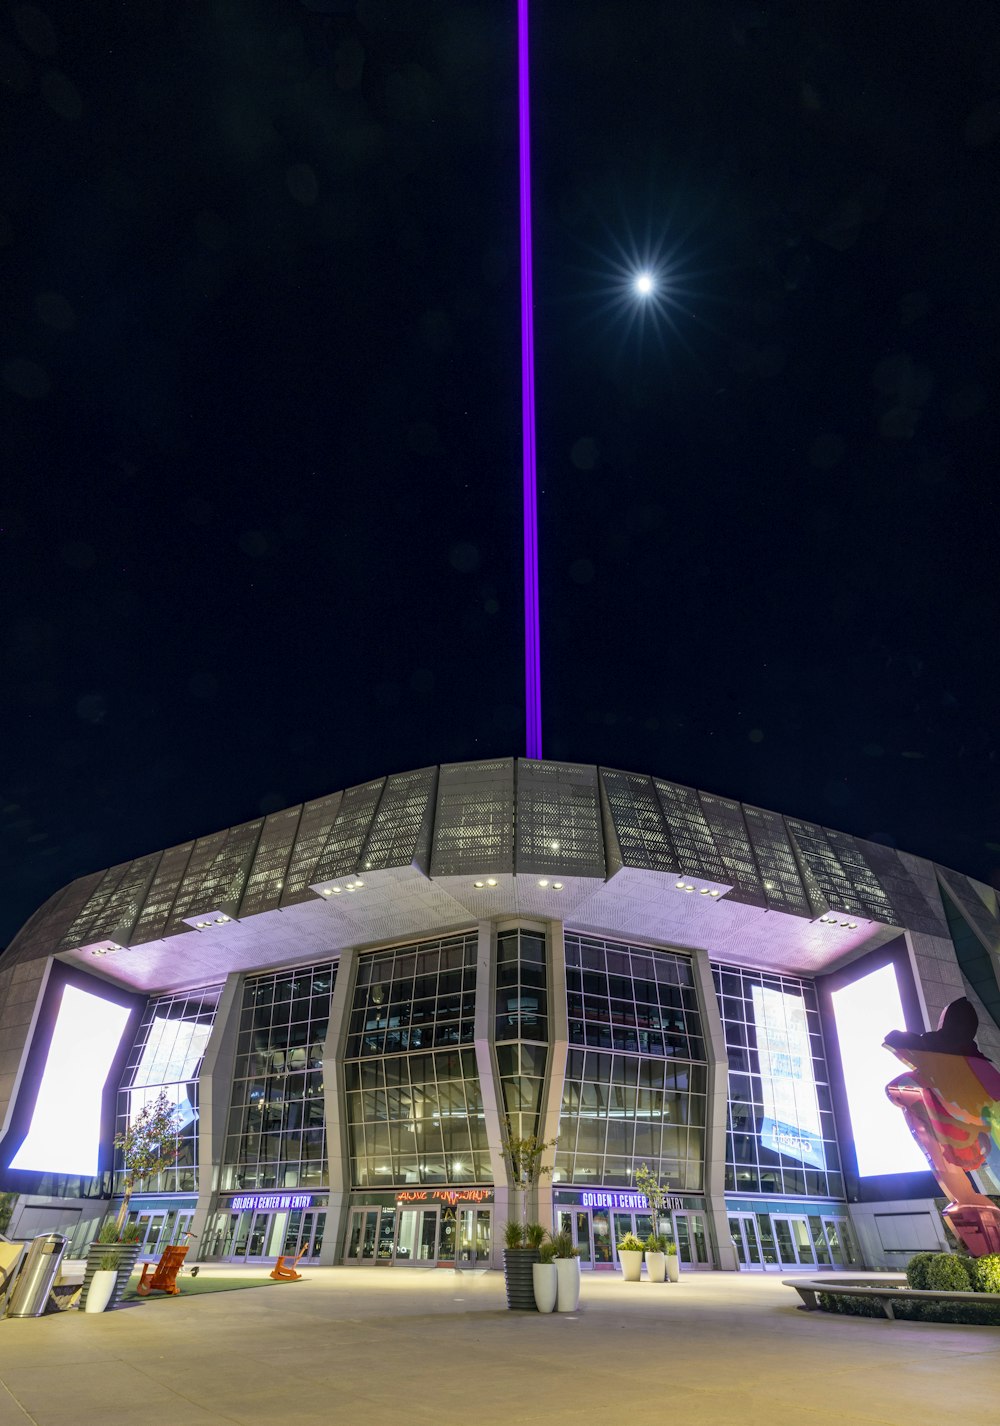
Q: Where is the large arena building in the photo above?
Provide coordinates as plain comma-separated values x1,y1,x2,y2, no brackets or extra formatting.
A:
2,756,998,1274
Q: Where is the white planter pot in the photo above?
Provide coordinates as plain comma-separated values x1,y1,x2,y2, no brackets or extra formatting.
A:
532,1262,558,1314
645,1251,666,1283
619,1250,643,1283
665,1254,680,1283
84,1269,118,1314
555,1256,580,1312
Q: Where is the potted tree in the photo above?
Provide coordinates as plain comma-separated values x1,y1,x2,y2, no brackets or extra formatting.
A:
634,1162,676,1285
532,1236,558,1314
617,1231,645,1282
500,1123,557,1311
551,1229,582,1312
81,1089,182,1310
644,1232,667,1284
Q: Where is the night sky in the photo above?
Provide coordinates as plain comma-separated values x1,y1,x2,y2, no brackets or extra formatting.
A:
2,1,999,947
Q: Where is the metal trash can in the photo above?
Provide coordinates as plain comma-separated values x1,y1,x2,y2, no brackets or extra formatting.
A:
6,1233,68,1318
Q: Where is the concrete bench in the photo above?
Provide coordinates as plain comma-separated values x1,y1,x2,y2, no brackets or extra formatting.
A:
784,1277,988,1320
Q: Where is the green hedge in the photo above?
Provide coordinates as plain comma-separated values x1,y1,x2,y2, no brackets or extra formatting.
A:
817,1290,1000,1326
905,1252,975,1292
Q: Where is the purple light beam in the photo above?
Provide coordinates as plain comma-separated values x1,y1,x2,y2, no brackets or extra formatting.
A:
519,0,542,760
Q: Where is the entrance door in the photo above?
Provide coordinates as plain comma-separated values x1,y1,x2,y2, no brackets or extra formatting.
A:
456,1207,491,1266
772,1215,816,1267
395,1207,439,1264
346,1207,381,1262
556,1210,594,1268
822,1216,858,1268
728,1213,764,1269
674,1211,712,1268
281,1208,327,1264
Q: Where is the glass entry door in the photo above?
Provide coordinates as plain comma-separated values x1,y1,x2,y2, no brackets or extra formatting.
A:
395,1207,439,1264
674,1211,712,1268
822,1216,859,1268
281,1208,326,1263
456,1207,491,1266
729,1213,764,1269
346,1207,383,1262
772,1215,816,1267
556,1209,594,1268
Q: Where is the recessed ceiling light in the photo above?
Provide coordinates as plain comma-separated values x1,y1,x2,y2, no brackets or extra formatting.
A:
538,879,549,888
486,878,497,887
552,882,563,891
474,881,485,889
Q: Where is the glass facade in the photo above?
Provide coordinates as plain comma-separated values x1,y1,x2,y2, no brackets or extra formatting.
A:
344,934,489,1187
220,963,334,1191
496,928,548,1139
116,985,222,1194
713,964,844,1200
556,936,707,1189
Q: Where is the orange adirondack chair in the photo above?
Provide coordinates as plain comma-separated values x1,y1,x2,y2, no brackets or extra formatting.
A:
270,1246,308,1281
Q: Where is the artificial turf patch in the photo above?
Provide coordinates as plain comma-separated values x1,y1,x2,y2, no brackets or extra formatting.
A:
121,1273,292,1301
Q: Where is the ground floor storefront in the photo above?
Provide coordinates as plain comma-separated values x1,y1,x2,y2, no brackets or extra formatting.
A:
724,1198,860,1270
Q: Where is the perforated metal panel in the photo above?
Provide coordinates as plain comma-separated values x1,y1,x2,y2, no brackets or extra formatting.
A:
863,841,942,935
5,875,103,965
430,757,515,876
168,820,263,928
653,781,728,882
824,830,897,924
599,768,678,873
515,759,604,878
238,806,302,919
59,853,161,949
312,778,386,883
785,820,871,918
280,792,342,905
741,805,811,916
697,793,767,907
360,765,437,873
131,841,195,943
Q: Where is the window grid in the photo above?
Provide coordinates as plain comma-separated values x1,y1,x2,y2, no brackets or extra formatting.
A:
115,985,222,1195
346,933,477,1059
712,964,845,1200
496,928,549,1139
558,935,707,1190
220,964,335,1192
344,935,486,1188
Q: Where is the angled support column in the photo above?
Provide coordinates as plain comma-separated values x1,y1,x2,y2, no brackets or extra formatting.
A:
322,946,358,1265
535,919,567,1234
691,949,738,1271
474,921,508,1266
190,971,243,1256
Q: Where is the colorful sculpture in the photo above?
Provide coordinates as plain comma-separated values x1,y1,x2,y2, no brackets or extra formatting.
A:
884,997,1000,1256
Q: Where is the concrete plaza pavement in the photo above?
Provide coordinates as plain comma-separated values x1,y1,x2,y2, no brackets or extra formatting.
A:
1,1265,998,1426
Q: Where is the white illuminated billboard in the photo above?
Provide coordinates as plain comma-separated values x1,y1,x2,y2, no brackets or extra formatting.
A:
10,983,132,1176
829,962,928,1177
751,985,825,1169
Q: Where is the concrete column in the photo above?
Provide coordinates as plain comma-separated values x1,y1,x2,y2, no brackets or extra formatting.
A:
321,945,357,1265
473,921,508,1266
189,971,243,1256
535,919,567,1234
691,949,738,1271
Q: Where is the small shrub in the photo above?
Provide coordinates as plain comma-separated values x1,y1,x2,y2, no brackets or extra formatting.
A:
817,1292,885,1318
905,1251,936,1289
96,1219,121,1246
666,1241,678,1256
503,1220,525,1250
537,1240,557,1264
970,1254,1000,1294
524,1222,548,1250
98,1253,120,1273
645,1233,668,1255
617,1232,645,1253
924,1254,974,1292
550,1230,578,1259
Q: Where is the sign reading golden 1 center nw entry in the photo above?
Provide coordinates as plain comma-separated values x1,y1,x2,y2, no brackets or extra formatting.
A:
396,1189,493,1206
